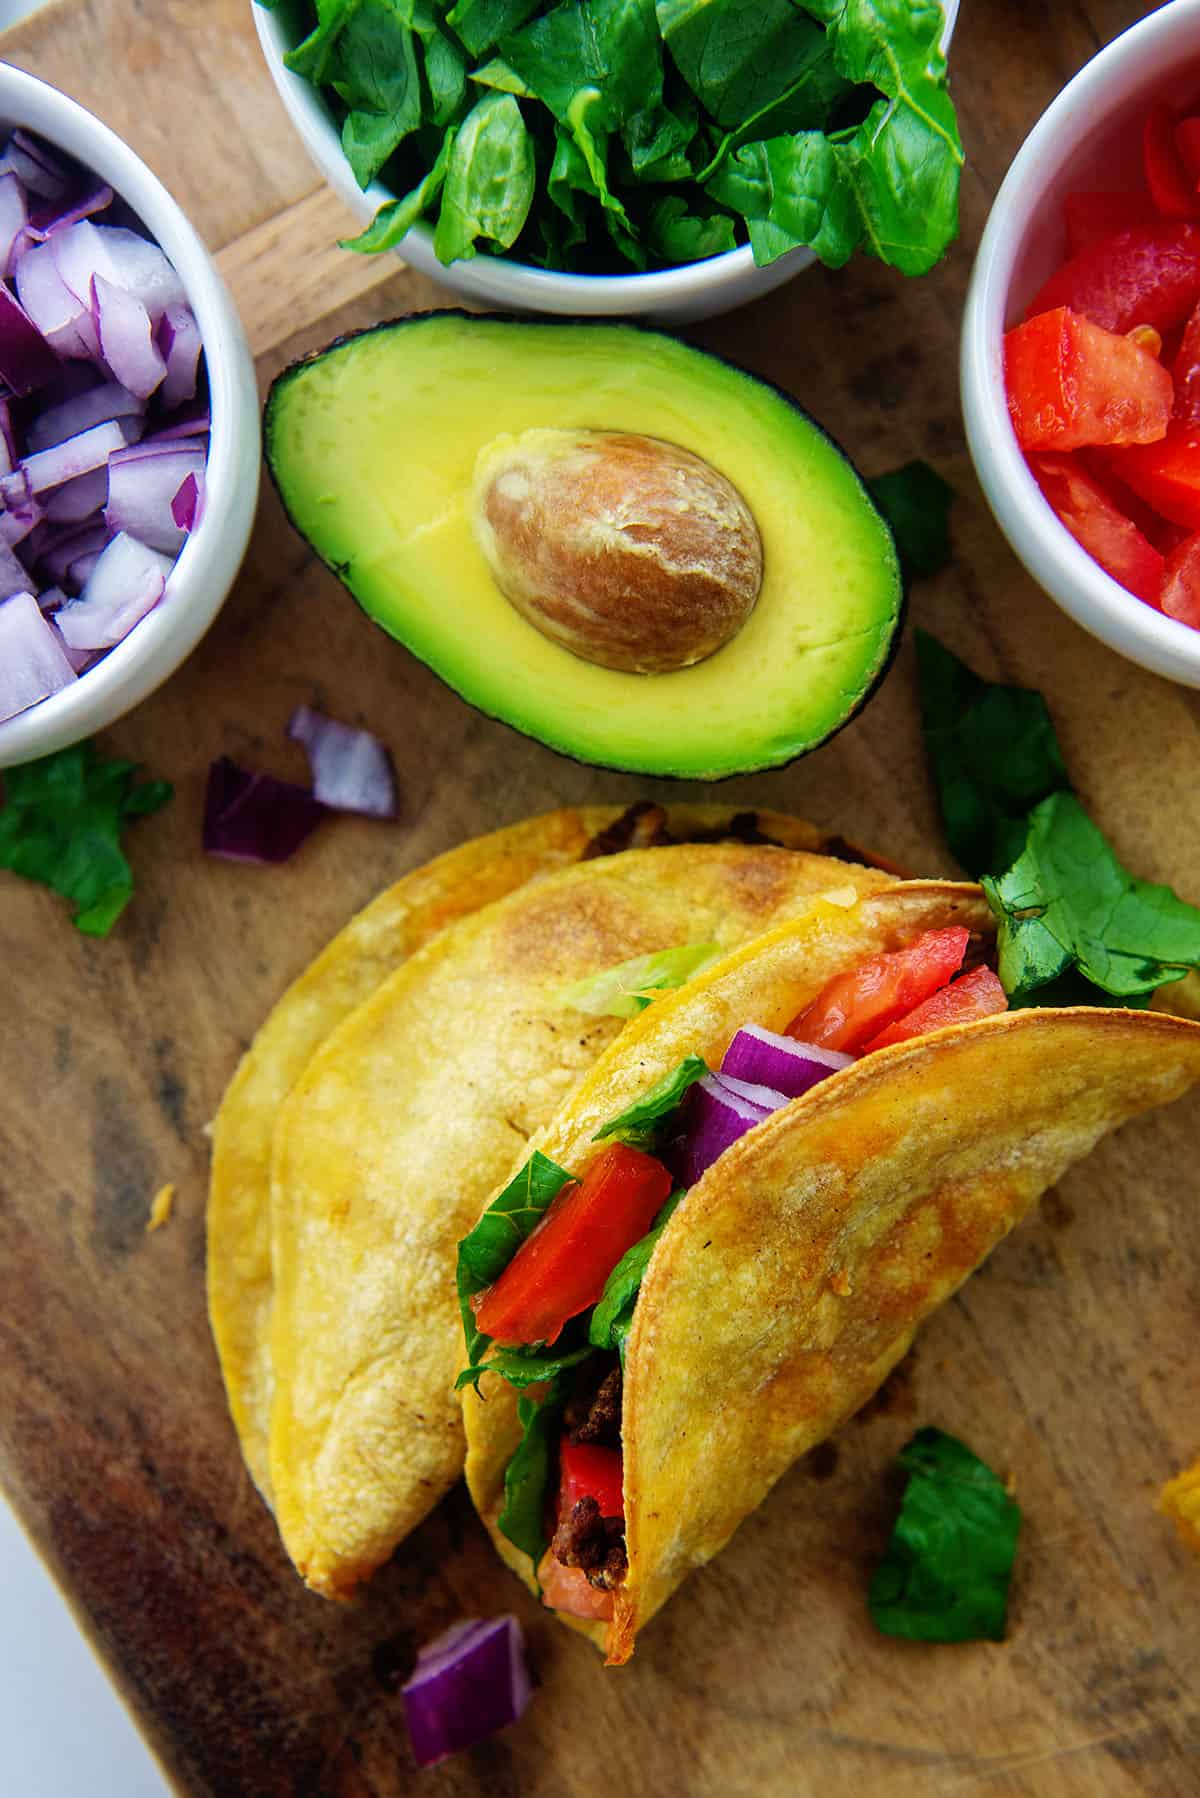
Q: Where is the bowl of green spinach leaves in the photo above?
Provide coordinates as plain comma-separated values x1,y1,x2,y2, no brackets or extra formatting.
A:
255,0,961,322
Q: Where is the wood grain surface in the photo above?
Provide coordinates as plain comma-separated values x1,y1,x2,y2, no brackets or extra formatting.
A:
1,3,1198,1795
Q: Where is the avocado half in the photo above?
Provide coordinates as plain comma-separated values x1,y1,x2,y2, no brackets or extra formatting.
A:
264,314,901,779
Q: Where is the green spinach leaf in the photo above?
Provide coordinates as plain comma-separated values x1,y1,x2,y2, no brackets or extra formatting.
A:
646,195,736,262
340,128,457,251
456,1149,573,1367
589,1189,683,1361
433,90,536,261
593,1054,708,1149
869,1427,1020,1643
916,630,1069,880
984,792,1200,1003
446,0,541,58
818,0,962,276
867,460,953,583
658,0,828,131
706,129,858,267
497,1382,568,1563
456,1338,594,1393
0,741,171,937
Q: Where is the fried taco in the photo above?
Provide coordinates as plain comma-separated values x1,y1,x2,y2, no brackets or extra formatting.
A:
209,803,897,1593
459,883,1200,1664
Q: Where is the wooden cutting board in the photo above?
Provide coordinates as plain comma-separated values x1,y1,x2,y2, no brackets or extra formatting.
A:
1,3,1198,1794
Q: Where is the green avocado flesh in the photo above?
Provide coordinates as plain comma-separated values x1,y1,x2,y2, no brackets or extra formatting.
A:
265,315,901,778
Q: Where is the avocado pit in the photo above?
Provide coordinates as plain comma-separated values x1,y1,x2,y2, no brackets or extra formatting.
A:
471,427,764,675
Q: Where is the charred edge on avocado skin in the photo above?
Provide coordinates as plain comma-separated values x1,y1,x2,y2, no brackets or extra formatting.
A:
262,310,904,782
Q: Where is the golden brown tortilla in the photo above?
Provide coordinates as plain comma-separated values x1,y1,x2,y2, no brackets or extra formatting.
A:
208,804,877,1505
265,838,896,1598
462,885,1200,1662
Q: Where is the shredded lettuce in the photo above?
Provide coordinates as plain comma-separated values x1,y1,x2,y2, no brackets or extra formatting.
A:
557,942,721,1018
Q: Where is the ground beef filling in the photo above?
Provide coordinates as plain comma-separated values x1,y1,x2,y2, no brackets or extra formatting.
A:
578,799,898,867
552,1496,628,1590
554,1363,628,1587
564,1366,622,1448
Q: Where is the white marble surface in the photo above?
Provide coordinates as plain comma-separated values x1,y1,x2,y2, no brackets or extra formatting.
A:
0,1490,169,1794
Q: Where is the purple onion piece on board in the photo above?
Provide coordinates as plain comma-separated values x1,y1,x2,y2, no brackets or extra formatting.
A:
287,704,399,818
401,1617,532,1768
203,757,327,864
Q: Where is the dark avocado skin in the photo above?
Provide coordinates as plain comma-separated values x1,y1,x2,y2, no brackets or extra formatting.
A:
263,311,903,780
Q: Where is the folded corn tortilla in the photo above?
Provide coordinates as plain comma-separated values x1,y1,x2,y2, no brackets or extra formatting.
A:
210,807,895,1592
462,883,1200,1662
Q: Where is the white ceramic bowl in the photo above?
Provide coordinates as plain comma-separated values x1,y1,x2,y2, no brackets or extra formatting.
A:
962,0,1200,688
0,65,260,769
256,0,958,325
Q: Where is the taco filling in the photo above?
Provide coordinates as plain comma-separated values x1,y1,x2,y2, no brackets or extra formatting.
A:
459,926,1008,1622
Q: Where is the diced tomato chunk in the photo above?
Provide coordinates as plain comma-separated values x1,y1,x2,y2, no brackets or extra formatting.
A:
1160,532,1200,627
1102,427,1200,530
1004,307,1173,451
471,1145,672,1348
536,1550,614,1621
863,968,1008,1053
1173,298,1200,427
560,1440,624,1520
1026,223,1200,336
1144,103,1200,218
1177,117,1200,187
1064,192,1159,256
1029,453,1165,603
787,927,968,1056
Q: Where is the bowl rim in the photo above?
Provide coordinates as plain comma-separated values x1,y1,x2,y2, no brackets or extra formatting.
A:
0,62,261,767
254,0,960,303
961,0,1200,688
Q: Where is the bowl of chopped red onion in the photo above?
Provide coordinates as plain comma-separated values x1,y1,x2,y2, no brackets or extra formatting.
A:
0,64,259,768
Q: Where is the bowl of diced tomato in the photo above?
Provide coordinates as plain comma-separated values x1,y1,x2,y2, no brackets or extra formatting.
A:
962,0,1200,686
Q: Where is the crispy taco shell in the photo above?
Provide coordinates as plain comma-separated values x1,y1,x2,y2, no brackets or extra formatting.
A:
462,884,1200,1663
207,805,878,1504
257,825,895,1595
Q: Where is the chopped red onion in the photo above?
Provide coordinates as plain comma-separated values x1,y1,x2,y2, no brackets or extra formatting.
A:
203,756,326,864
149,407,209,440
39,519,109,587
402,1617,532,1768
16,239,99,359
43,466,109,522
171,470,200,531
0,283,60,393
56,530,172,649
48,617,91,672
674,1072,775,1189
106,445,203,554
21,417,135,494
714,1070,790,1111
27,182,112,242
1,132,70,202
27,379,143,453
0,499,42,547
54,220,186,324
0,536,36,597
720,1024,854,1098
287,705,399,818
0,127,209,717
90,273,165,400
0,174,26,280
157,301,202,409
0,588,77,719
